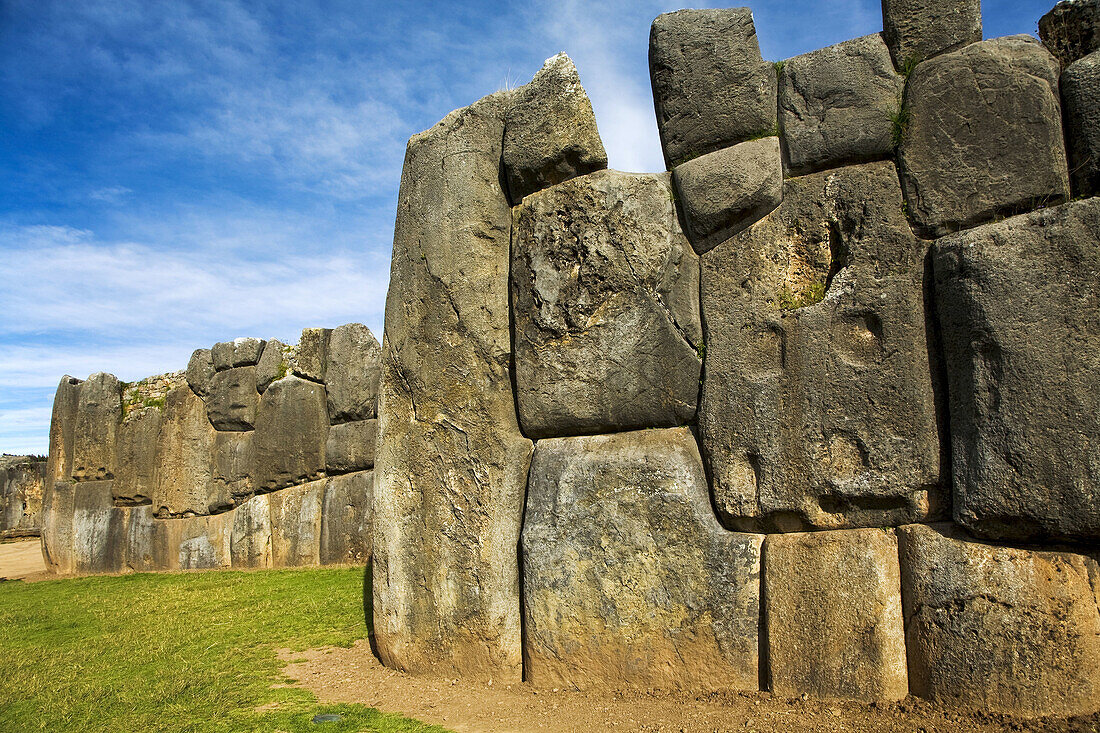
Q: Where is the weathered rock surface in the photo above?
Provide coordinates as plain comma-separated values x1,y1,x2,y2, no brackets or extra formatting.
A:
325,419,376,474
124,505,156,572
0,457,46,537
292,328,330,383
185,349,215,399
1040,0,1100,68
113,407,161,506
882,0,982,68
512,170,701,438
649,8,777,169
155,513,232,571
374,90,533,681
764,529,908,701
211,337,265,370
933,199,1100,542
899,36,1070,236
899,523,1100,717
212,430,253,505
206,366,259,431
71,372,121,481
69,480,126,574
269,479,324,567
522,428,763,690
46,376,82,486
251,376,327,494
153,384,216,517
700,161,943,532
1061,50,1100,197
672,137,782,254
778,34,902,176
320,471,373,565
255,339,287,393
229,492,271,569
502,53,607,203
324,323,381,423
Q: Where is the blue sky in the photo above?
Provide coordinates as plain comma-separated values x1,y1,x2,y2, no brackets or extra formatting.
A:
0,0,1054,455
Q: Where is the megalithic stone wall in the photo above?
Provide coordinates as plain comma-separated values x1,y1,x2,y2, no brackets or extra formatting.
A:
371,0,1100,720
1,456,46,538
38,323,379,575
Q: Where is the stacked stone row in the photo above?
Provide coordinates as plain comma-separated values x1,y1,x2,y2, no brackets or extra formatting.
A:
0,456,45,539
372,0,1100,720
39,323,380,575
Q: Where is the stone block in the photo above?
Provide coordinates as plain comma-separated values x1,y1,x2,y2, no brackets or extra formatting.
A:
320,471,373,565
124,505,156,573
161,513,232,571
522,428,763,690
672,137,782,254
113,406,161,506
292,328,330,382
212,430,253,505
0,457,45,536
882,0,982,68
778,34,902,176
699,161,943,532
933,198,1100,542
324,323,381,423
899,36,1070,236
502,53,607,203
211,337,265,370
325,419,376,474
1039,0,1100,68
270,479,324,567
251,375,327,493
230,493,271,569
1062,50,1100,197
649,8,777,168
40,481,75,574
153,384,216,516
512,169,702,438
899,523,1100,717
764,529,908,701
255,338,287,393
185,348,215,398
206,366,259,431
72,372,121,481
70,480,126,574
46,376,81,486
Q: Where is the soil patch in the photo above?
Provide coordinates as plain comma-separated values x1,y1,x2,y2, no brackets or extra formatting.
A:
0,538,48,581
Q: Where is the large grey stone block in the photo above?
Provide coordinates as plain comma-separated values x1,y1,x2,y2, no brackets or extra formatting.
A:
255,339,288,393
699,161,943,533
502,53,607,203
211,337,265,370
649,8,777,169
185,349,215,399
154,513,232,571
0,457,45,537
899,523,1100,717
291,328,330,383
72,372,121,482
40,481,75,574
251,376,327,494
764,529,908,701
512,169,701,438
113,407,161,506
933,198,1100,543
206,366,259,431
324,323,381,423
899,36,1070,236
70,480,126,575
1062,50,1100,197
212,430,253,506
1039,0,1100,68
153,384,216,517
778,34,902,176
270,479,324,568
325,419,376,474
672,137,782,254
522,428,763,691
882,0,982,68
229,492,271,569
374,90,533,681
320,471,372,566
46,376,81,486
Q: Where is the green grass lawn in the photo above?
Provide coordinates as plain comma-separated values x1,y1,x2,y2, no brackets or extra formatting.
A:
0,567,449,733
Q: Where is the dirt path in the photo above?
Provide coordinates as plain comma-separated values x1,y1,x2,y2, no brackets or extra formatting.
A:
282,640,1099,733
0,538,47,581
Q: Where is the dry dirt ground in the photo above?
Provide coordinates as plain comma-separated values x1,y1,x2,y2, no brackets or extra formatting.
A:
281,641,1100,733
0,538,47,581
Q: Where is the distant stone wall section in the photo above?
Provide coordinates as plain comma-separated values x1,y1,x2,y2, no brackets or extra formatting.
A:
1,456,46,538
39,323,378,574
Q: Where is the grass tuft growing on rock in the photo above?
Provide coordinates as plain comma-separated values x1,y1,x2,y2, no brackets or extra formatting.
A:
776,280,826,310
0,567,447,733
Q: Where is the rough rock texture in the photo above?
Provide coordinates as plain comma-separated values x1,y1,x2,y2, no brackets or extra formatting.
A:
255,339,287,393
649,8,777,169
672,137,782,254
71,372,121,482
46,376,82,487
206,366,259,431
899,36,1070,237
1061,50,1100,197
124,505,156,572
502,53,607,203
212,430,253,504
153,384,216,517
700,161,943,533
324,323,381,423
113,407,161,506
933,199,1100,543
882,0,982,68
40,481,75,574
764,529,908,701
512,170,702,438
70,480,126,574
229,492,271,569
155,513,232,571
185,349,215,398
522,429,763,690
778,34,902,176
899,523,1100,717
325,419,377,474
320,471,373,565
269,479,324,567
251,376,327,494
1039,0,1100,68
211,337,265,370
1,457,46,537
373,90,533,681
292,328,330,383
